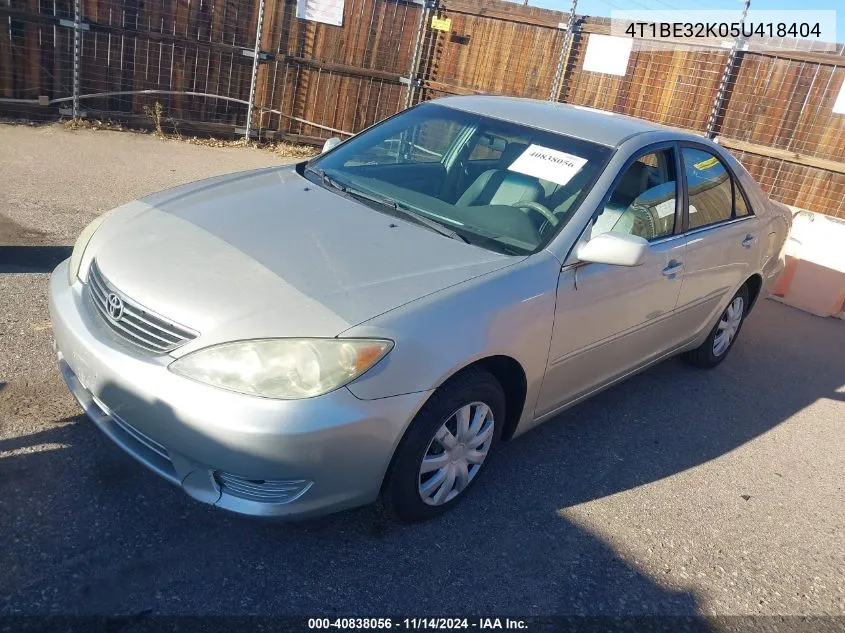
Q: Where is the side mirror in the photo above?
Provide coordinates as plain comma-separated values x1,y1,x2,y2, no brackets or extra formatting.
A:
321,137,341,154
576,232,648,267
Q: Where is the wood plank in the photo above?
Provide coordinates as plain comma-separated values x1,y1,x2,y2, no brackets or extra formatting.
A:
422,78,486,95
284,54,404,82
717,136,845,175
440,0,566,29
0,20,12,97
748,47,845,69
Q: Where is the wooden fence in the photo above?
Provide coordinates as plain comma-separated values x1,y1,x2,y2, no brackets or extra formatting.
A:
1,0,843,217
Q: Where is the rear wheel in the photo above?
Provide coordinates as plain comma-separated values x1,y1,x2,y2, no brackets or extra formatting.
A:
381,368,505,523
682,284,749,368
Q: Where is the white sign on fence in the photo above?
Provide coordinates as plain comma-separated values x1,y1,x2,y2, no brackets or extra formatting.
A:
296,0,344,26
583,34,633,76
833,80,845,115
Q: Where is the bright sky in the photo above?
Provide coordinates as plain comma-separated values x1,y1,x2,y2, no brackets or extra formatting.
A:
522,0,843,45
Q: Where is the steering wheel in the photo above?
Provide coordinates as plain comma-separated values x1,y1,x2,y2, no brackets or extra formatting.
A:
512,201,558,227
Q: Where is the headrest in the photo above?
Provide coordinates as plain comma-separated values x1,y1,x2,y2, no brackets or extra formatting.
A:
615,162,649,201
487,170,544,206
632,181,675,208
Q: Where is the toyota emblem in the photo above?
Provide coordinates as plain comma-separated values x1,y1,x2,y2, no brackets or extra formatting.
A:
106,293,124,321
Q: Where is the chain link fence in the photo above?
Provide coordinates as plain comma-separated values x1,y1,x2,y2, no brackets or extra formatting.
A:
2,0,843,217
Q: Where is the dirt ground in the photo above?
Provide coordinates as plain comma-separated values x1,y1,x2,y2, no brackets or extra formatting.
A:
1,123,844,622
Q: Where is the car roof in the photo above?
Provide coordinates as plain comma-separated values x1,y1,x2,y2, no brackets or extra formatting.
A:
433,95,703,148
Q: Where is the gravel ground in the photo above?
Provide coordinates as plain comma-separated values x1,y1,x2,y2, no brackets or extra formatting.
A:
1,123,844,621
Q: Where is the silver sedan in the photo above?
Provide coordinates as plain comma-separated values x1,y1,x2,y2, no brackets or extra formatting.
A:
49,96,791,522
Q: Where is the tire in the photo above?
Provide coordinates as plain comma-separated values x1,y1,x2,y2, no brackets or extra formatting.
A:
682,284,750,369
381,368,506,523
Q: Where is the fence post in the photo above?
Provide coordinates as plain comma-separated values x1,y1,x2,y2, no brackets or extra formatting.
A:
706,0,750,138
404,0,434,109
548,0,578,102
72,0,81,119
244,0,267,140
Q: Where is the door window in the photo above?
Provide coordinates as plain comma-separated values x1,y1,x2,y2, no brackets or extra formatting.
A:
592,149,678,241
734,181,751,217
682,147,748,229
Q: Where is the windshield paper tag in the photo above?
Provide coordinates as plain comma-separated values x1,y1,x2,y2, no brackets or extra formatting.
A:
507,145,588,186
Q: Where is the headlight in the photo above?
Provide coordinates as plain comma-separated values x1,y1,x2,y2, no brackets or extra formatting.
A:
169,338,393,399
68,212,113,284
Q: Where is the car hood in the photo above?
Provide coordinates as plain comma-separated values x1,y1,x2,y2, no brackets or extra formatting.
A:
84,165,516,354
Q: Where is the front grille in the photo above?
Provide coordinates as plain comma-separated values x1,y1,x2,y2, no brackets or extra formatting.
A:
86,260,198,354
214,472,313,504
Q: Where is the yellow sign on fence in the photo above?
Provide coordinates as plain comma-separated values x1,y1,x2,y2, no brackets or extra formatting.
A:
431,16,452,32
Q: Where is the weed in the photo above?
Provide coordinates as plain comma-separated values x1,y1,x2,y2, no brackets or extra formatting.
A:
142,101,165,137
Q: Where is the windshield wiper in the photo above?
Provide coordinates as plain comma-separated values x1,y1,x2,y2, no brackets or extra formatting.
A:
305,164,469,244
344,186,471,244
304,164,347,193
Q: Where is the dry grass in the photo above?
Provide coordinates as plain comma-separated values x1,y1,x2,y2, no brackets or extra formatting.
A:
180,136,317,160
62,117,129,132
58,107,318,160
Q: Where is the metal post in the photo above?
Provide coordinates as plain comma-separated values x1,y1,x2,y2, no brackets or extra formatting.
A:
405,0,433,109
548,0,578,102
72,0,81,119
244,0,267,140
706,0,750,138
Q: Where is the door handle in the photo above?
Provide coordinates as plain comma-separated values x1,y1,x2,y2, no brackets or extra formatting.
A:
662,260,683,279
741,234,756,249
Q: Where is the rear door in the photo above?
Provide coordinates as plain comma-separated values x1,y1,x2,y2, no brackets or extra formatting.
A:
671,145,761,337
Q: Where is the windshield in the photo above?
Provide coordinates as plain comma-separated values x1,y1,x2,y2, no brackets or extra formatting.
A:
306,103,613,255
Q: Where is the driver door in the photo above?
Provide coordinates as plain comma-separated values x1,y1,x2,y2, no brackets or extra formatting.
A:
536,145,688,417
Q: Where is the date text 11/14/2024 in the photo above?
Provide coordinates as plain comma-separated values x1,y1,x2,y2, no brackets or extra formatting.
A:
308,618,529,630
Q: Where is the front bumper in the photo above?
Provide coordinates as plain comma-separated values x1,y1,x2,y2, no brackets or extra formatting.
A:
48,260,431,518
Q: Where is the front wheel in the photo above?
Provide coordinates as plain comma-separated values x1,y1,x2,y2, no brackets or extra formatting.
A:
381,368,505,523
682,284,749,368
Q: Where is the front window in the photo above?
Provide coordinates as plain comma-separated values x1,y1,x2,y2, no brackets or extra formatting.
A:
305,103,613,255
592,148,678,241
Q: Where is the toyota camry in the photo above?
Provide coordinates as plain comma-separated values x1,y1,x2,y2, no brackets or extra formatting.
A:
49,96,791,522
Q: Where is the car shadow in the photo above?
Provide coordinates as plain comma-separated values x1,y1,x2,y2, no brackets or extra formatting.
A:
497,301,845,511
0,301,843,620
0,246,72,274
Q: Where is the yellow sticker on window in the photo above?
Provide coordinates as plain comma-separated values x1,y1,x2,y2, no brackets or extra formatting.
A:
693,156,719,170
431,16,452,31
